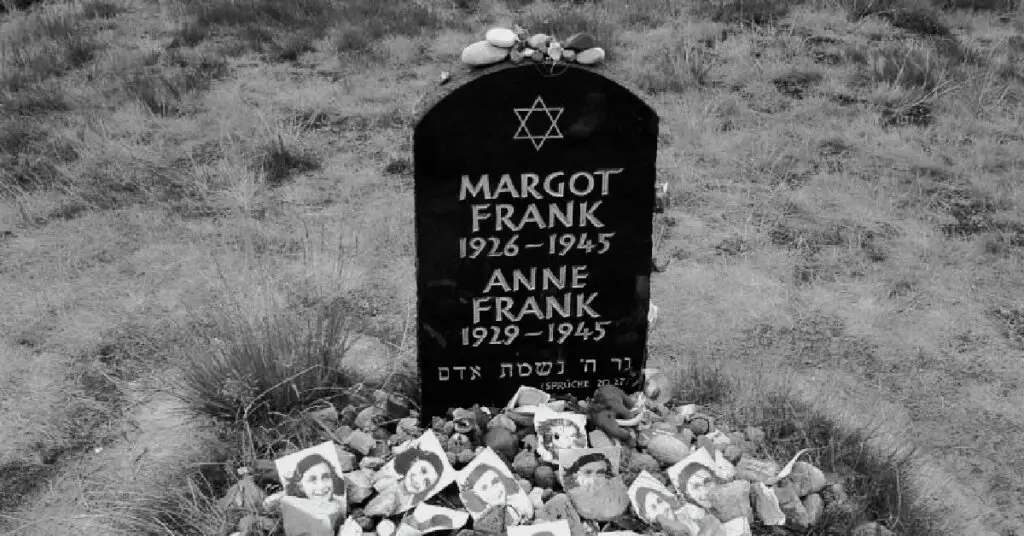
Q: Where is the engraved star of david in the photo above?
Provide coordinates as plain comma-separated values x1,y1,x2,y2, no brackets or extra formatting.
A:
513,96,564,151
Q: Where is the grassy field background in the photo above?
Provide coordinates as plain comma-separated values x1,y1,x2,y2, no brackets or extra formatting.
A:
1,0,1022,534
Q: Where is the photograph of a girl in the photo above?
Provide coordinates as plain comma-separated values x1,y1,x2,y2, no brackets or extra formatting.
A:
533,406,588,463
456,448,533,527
275,441,348,536
275,441,347,506
666,448,730,509
627,470,683,524
379,430,455,513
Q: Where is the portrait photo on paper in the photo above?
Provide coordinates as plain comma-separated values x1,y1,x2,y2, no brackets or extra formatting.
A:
378,430,456,514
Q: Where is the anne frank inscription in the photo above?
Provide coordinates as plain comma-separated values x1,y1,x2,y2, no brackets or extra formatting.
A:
414,63,658,420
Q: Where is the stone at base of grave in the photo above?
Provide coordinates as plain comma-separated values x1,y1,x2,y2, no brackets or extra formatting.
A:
339,517,363,536
373,475,398,494
337,449,358,472
356,406,387,431
281,496,343,536
537,494,585,536
534,465,557,489
457,449,476,465
474,505,508,534
462,41,509,66
485,427,518,462
398,417,421,436
365,489,400,518
647,433,692,467
687,416,712,436
356,516,375,530
347,430,376,456
377,519,397,536
850,522,896,536
802,493,823,526
784,461,827,497
774,483,810,531
513,449,539,479
626,452,660,475
568,477,630,521
734,458,781,484
345,471,375,505
360,457,386,471
708,480,752,524
695,513,727,536
488,413,517,432
720,516,751,536
749,482,785,526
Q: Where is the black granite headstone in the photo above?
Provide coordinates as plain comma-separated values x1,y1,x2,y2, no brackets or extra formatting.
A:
414,63,658,420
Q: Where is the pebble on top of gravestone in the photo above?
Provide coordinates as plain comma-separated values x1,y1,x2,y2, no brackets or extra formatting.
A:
414,25,659,422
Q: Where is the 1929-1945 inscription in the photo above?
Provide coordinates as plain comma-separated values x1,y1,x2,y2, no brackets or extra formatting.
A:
414,63,659,420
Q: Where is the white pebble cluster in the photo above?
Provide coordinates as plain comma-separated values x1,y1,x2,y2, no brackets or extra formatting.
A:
461,25,606,68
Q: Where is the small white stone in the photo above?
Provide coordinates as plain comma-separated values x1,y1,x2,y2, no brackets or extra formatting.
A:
461,41,510,66
485,27,518,48
377,519,397,536
522,48,535,58
576,47,606,65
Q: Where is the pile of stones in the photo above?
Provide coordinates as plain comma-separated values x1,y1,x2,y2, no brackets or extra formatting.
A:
219,383,895,536
461,26,606,68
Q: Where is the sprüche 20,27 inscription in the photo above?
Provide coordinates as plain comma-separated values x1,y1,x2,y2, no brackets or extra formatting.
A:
458,169,622,350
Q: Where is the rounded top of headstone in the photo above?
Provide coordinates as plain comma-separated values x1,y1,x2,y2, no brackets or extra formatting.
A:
413,62,656,128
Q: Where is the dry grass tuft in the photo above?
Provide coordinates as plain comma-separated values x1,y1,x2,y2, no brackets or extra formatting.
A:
626,29,717,94
178,290,361,424
691,0,793,26
0,7,97,93
843,0,952,37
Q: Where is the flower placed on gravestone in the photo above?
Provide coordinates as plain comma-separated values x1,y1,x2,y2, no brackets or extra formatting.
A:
548,41,564,62
528,33,551,51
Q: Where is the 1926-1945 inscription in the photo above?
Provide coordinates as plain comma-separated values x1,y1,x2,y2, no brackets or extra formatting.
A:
414,63,658,420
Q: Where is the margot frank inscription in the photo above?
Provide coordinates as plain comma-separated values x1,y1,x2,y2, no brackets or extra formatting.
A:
414,63,658,419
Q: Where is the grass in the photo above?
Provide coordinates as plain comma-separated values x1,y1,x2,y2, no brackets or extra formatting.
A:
1,0,1023,534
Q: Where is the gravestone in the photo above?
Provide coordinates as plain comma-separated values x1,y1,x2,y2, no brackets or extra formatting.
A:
414,63,658,420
